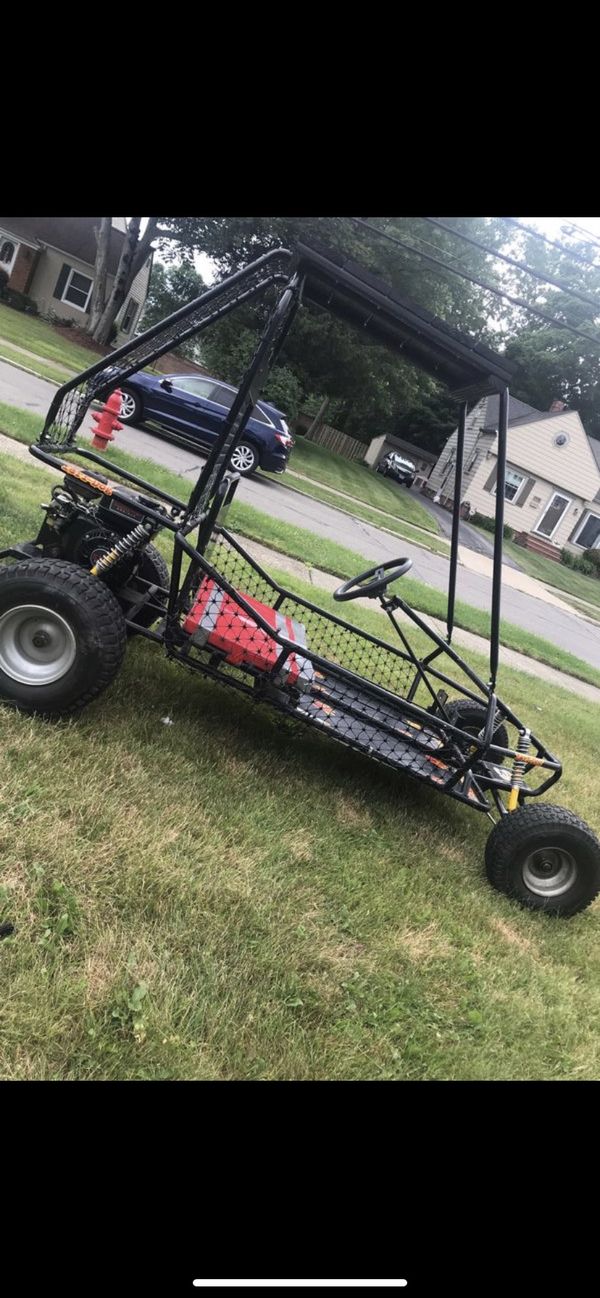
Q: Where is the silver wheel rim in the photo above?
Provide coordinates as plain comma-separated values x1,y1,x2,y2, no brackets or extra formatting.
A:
120,392,136,419
230,444,256,473
522,846,577,898
0,604,77,685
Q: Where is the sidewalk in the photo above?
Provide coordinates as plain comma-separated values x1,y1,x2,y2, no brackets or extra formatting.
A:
2,430,599,706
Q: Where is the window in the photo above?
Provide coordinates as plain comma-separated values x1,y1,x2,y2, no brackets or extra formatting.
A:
121,298,138,333
173,377,223,400
62,268,93,312
573,511,600,550
493,466,525,503
251,404,275,427
0,239,16,266
209,383,236,409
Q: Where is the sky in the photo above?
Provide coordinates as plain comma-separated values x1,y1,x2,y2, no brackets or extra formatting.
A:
537,216,600,241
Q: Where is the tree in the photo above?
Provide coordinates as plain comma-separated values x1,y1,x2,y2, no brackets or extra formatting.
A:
147,216,600,449
138,260,206,359
88,218,160,346
88,217,112,335
156,216,511,444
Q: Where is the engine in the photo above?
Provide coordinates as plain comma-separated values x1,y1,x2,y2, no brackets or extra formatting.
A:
34,475,164,587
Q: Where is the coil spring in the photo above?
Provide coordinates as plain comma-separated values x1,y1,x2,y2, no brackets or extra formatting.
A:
90,521,154,576
507,728,531,810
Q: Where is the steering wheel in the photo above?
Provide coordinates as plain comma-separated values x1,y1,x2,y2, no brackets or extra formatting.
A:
333,557,413,602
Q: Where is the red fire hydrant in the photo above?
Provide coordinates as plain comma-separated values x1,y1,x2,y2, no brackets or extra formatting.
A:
91,389,123,451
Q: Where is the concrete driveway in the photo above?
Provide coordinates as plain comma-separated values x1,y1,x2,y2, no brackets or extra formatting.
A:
2,359,600,671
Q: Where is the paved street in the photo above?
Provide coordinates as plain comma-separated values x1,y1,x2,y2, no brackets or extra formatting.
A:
2,358,600,670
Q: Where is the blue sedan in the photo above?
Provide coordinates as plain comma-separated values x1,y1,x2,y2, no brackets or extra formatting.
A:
113,370,294,476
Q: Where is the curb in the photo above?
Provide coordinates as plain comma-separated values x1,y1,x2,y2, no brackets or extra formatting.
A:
0,354,63,387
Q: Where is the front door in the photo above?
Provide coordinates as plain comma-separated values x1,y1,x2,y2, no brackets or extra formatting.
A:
534,492,571,539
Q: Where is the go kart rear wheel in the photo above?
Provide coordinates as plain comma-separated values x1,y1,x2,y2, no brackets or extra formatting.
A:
0,559,126,717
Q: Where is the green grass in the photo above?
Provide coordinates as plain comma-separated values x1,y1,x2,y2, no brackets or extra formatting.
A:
1,405,599,691
470,524,600,616
270,474,452,557
502,538,600,614
1,469,600,1078
0,302,106,374
0,342,75,385
285,437,440,534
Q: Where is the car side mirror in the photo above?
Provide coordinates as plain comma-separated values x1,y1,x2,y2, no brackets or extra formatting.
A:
159,378,173,391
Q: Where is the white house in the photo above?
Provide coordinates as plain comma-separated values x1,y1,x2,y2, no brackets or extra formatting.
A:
0,217,152,341
425,395,600,558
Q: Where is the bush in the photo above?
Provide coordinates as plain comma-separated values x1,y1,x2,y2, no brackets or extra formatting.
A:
584,547,600,574
560,548,597,577
470,511,513,540
0,267,9,297
2,288,38,315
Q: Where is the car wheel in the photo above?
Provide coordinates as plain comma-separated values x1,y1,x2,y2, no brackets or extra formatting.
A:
230,443,259,476
118,387,143,424
405,477,415,488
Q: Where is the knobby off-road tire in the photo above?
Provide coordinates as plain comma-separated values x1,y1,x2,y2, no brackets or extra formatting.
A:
485,804,600,917
0,559,127,718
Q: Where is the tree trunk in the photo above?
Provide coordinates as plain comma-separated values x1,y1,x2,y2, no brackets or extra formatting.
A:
91,217,159,346
88,218,112,334
305,396,329,439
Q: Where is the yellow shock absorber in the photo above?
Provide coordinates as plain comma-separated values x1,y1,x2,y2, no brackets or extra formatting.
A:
507,728,531,811
90,522,153,576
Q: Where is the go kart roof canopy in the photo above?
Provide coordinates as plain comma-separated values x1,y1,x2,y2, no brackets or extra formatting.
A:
294,240,514,398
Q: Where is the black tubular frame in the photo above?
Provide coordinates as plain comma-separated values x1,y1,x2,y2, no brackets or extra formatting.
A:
0,240,564,818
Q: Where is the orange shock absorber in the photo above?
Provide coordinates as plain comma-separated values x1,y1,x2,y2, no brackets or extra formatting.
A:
507,728,531,811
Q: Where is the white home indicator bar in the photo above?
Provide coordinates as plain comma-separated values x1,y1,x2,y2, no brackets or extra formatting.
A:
193,1283,408,1289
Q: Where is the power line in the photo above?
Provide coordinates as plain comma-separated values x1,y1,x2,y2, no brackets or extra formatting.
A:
561,219,600,250
503,217,600,271
423,216,600,315
351,218,600,352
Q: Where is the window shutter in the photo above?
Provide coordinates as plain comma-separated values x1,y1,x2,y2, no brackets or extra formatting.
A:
483,464,498,492
514,477,535,507
53,263,70,300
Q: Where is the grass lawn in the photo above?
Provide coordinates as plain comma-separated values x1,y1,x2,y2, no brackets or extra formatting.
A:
502,538,600,615
1,405,599,692
1,463,599,1079
0,342,76,385
286,438,440,534
469,523,600,616
0,303,106,375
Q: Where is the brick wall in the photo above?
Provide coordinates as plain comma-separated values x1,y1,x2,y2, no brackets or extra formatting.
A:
8,246,37,294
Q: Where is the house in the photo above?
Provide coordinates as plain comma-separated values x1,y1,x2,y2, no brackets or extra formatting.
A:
364,433,437,484
0,217,152,340
425,394,600,559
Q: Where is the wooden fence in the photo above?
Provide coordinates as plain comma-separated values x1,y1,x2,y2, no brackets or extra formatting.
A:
302,421,366,462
